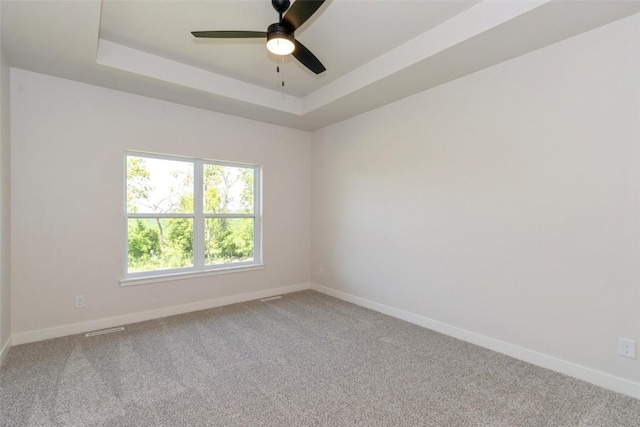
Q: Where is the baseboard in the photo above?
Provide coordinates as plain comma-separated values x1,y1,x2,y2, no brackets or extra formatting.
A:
0,335,12,367
310,283,640,400
12,282,311,346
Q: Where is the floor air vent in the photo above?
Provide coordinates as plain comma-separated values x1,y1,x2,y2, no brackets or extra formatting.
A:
85,327,125,337
260,296,282,302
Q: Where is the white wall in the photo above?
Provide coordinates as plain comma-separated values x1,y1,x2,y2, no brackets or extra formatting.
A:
311,13,640,389
0,5,12,359
10,69,311,335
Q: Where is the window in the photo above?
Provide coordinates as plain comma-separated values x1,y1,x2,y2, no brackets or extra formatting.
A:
124,152,261,281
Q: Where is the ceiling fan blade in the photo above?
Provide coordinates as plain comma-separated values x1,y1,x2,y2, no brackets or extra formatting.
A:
191,30,267,38
282,0,325,31
292,39,325,74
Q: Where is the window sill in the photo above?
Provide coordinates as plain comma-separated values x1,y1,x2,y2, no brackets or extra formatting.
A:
120,264,265,287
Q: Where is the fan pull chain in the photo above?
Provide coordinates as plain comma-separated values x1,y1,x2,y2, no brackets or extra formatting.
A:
277,58,285,97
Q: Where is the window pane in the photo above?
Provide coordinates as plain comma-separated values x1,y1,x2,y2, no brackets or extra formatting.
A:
203,164,253,214
204,218,254,265
127,218,194,273
127,156,193,214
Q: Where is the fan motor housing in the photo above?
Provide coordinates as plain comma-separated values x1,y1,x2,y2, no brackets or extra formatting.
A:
267,23,294,41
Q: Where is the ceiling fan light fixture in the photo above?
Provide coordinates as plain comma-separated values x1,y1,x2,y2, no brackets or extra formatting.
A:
266,26,295,55
267,36,294,55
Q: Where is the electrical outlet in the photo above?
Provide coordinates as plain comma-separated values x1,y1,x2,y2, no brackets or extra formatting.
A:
318,267,324,276
618,338,635,359
75,295,85,309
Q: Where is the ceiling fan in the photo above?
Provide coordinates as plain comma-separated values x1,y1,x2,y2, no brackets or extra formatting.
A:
191,0,326,75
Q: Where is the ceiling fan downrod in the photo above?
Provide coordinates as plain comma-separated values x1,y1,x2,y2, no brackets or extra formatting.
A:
272,0,291,21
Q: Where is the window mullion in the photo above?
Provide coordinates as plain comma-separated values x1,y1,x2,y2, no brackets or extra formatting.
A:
126,213,194,219
194,160,204,268
203,214,255,219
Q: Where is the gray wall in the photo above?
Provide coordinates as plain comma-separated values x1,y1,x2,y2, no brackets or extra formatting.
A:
10,69,311,336
311,14,640,386
0,7,12,360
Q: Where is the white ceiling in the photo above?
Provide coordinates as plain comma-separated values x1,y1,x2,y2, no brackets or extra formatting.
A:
3,0,640,131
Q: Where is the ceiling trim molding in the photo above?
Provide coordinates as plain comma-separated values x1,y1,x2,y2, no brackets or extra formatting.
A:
302,0,551,114
96,39,303,114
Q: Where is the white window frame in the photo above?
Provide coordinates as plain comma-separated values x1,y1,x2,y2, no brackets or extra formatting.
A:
122,151,262,285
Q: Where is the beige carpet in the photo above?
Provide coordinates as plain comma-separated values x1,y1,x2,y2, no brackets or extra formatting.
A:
1,290,639,426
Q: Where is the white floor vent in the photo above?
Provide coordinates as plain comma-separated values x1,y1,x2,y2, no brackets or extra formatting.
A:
260,296,282,302
85,327,125,337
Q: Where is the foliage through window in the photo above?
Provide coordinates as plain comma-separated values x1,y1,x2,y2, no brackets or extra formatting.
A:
125,152,260,278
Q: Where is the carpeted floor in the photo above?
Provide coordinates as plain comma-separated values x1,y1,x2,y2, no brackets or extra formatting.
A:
1,290,639,426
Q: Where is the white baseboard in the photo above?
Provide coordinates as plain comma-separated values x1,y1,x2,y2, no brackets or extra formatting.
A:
310,283,640,400
12,282,311,346
0,335,12,367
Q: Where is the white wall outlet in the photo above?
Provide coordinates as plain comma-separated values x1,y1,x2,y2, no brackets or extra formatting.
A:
618,338,635,359
318,267,324,276
75,295,85,309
